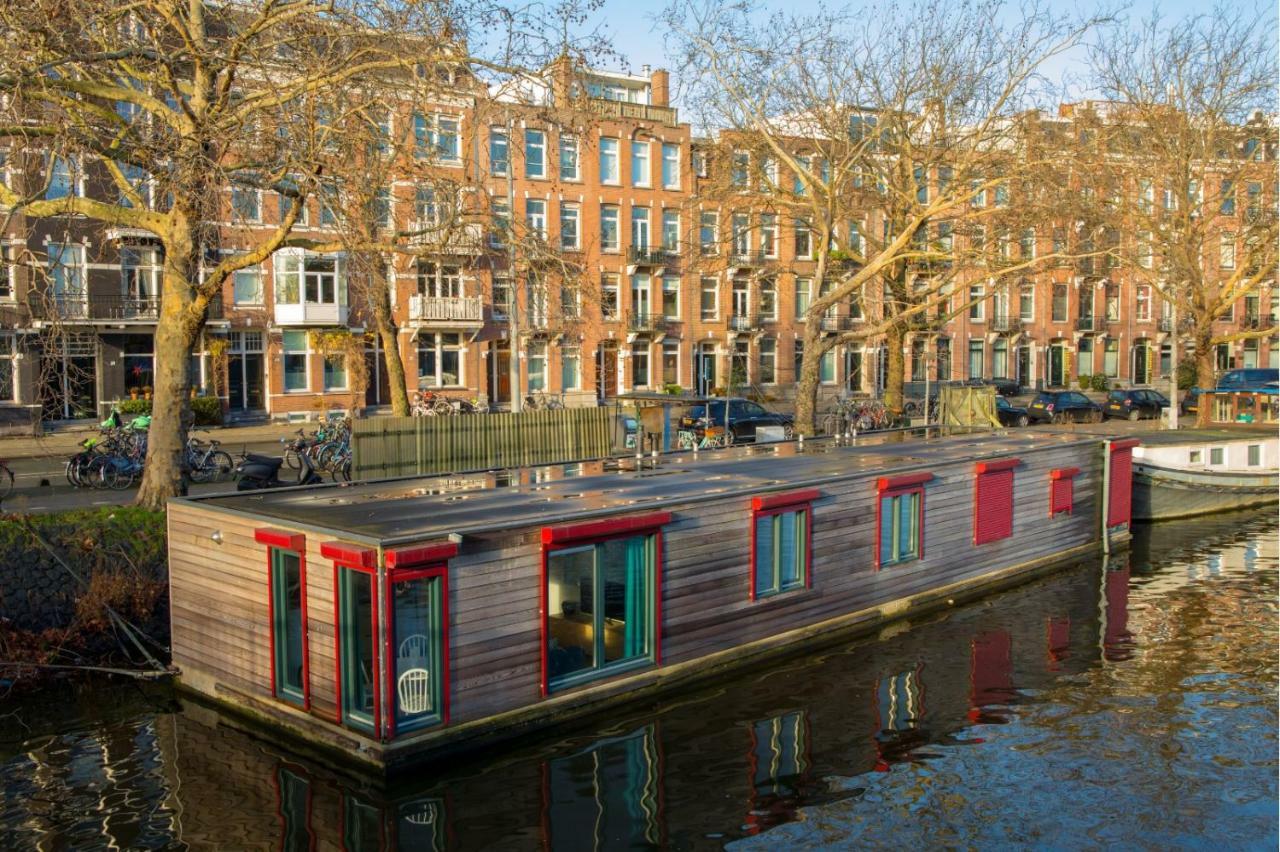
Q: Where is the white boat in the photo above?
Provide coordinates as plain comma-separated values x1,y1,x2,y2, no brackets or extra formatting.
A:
1132,432,1278,521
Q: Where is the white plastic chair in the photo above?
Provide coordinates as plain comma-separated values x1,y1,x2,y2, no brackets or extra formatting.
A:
398,634,430,660
397,668,431,715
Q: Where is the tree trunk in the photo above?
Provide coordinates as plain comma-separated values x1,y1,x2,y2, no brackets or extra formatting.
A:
1194,324,1215,428
135,250,201,510
883,324,906,416
379,318,409,416
794,321,824,435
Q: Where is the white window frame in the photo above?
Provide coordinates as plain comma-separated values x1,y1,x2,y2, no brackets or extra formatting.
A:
559,134,579,181
526,199,547,240
700,276,719,321
525,129,547,179
661,143,680,189
559,202,580,251
631,140,651,187
600,204,620,252
599,137,620,184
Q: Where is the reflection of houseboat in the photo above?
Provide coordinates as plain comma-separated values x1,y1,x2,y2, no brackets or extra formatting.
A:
1131,431,1277,522
166,431,1138,771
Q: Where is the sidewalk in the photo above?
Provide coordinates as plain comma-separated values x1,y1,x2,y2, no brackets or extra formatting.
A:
0,420,299,461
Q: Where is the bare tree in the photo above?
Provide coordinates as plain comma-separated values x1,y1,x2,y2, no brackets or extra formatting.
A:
1088,6,1278,422
664,0,1105,432
0,0,606,507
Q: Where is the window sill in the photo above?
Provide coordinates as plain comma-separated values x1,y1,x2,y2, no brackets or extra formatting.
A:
754,583,810,601
548,656,653,695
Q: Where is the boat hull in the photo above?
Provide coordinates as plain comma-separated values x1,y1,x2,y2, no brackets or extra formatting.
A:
1133,462,1278,521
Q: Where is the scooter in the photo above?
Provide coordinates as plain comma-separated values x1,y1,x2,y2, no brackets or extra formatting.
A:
235,449,323,491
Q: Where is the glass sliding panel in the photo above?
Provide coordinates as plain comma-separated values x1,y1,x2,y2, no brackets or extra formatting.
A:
547,546,595,681
271,549,305,704
897,492,917,559
391,574,442,732
754,514,774,595
339,567,377,732
779,510,802,588
879,496,894,565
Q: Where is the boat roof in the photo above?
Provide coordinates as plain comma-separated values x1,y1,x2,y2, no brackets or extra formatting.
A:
180,429,1103,548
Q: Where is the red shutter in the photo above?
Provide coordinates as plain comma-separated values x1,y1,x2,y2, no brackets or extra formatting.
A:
974,460,1017,545
1049,467,1080,516
1107,443,1136,527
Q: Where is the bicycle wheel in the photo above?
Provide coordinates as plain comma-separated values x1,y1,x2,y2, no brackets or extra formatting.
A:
188,454,214,484
94,457,120,490
283,446,302,470
208,451,234,482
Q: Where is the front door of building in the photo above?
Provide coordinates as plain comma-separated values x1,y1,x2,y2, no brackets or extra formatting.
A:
845,348,864,393
596,343,618,402
1133,341,1152,385
1016,345,1031,388
1048,343,1066,388
364,340,392,407
694,343,717,396
488,340,511,406
227,331,265,413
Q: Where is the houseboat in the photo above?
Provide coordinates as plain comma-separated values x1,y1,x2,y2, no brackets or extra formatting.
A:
166,430,1139,772
1131,430,1278,522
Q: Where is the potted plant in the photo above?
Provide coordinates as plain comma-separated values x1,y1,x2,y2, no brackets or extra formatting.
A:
129,387,140,401
143,385,153,401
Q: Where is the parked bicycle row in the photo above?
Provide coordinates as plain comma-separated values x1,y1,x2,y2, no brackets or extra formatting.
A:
276,417,353,484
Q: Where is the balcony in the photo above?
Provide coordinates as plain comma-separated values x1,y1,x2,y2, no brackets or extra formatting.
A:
728,250,775,269
819,315,854,333
407,222,487,255
274,301,348,326
1239,314,1272,330
1075,316,1102,333
26,293,223,323
727,313,760,333
409,295,484,327
990,315,1023,333
628,247,679,268
587,98,678,127
627,312,667,335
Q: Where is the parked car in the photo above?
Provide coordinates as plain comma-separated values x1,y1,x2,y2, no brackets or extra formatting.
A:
1027,391,1103,424
680,398,794,443
1104,389,1170,421
995,396,1030,427
966,377,1023,396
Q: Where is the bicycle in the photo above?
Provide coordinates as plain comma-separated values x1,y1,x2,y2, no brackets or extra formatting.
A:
524,391,565,411
185,436,234,484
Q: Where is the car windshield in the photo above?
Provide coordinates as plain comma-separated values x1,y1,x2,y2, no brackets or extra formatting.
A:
1033,393,1056,404
996,397,1010,409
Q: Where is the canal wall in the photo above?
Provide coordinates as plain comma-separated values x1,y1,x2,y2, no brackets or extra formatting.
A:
0,507,169,666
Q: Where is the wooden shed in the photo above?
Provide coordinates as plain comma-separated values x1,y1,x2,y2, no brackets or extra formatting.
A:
167,430,1136,771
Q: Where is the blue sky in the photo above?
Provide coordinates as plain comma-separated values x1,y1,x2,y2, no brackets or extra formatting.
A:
579,0,1244,100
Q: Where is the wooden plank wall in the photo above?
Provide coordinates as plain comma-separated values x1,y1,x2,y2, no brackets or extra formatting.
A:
351,407,612,479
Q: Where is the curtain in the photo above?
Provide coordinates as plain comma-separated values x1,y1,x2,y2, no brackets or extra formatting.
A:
755,515,774,593
623,536,648,658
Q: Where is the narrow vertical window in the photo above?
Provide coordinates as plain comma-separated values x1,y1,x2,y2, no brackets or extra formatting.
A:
974,459,1018,544
875,474,931,569
1050,467,1080,516
338,565,378,733
750,491,816,599
256,529,309,709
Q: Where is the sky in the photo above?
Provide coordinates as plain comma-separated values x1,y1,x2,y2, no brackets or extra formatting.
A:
577,0,1248,105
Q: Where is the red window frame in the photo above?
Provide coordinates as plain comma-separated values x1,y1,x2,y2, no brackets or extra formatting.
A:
383,542,457,739
319,541,380,734
749,489,819,600
973,458,1020,545
874,472,932,570
1107,439,1140,528
255,528,310,711
1049,467,1081,516
539,511,671,698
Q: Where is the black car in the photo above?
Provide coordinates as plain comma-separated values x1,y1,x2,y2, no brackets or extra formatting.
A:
1104,389,1169,421
1027,391,1103,424
995,395,1029,427
966,377,1023,396
680,398,794,443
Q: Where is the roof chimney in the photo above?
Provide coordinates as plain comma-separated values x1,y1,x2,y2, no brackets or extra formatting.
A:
650,69,670,107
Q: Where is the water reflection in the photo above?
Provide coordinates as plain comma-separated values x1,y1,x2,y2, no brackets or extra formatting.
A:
1,509,1275,850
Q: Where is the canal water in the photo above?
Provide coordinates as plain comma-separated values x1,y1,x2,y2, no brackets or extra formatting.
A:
2,509,1276,850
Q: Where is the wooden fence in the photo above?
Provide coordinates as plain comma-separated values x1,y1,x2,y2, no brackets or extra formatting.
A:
351,407,614,479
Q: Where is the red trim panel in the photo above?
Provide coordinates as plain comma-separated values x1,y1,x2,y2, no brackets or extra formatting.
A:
876,472,934,492
541,511,673,545
319,541,376,568
1110,438,1141,451
1108,444,1135,527
1050,477,1074,516
386,542,459,568
751,488,821,512
974,457,1021,474
1050,467,1082,481
974,468,1015,544
255,528,305,550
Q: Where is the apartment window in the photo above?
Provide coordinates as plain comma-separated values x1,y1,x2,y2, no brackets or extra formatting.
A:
699,212,718,255
600,138,620,183
795,278,812,319
1220,180,1235,216
700,277,718,321
732,213,750,257
751,492,814,599
760,215,778,258
759,278,777,320
631,206,650,250
1220,233,1236,269
526,199,547,240
323,354,348,391
489,129,509,175
968,285,984,320
631,345,650,388
416,263,461,299
560,283,580,319
559,135,579,180
794,220,812,258
277,184,308,226
968,340,984,379
492,277,512,316
658,209,680,252
560,203,580,250
731,151,749,187
528,343,547,391
1018,282,1034,322
599,275,619,318
0,244,15,300
1246,182,1263,222
631,141,650,187
974,459,1017,545
370,188,393,229
693,151,709,177
255,531,308,708
562,346,581,390
418,332,462,387
759,337,777,383
876,474,930,568
970,180,987,207
820,349,836,383
661,143,680,189
46,155,80,200
848,220,865,257
1019,229,1036,260
0,334,15,402
1136,286,1152,321
525,129,547,179
662,340,679,386
1103,338,1119,378
994,183,1009,207
283,330,309,391
542,516,665,693
1104,284,1120,322
914,165,928,203
1052,284,1068,323
600,205,620,252
318,182,339,226
233,268,264,305
661,276,680,320
415,114,460,162
232,186,261,222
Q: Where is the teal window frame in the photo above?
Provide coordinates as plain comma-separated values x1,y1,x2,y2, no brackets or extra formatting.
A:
877,488,923,568
268,545,309,708
751,506,811,599
337,564,379,735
